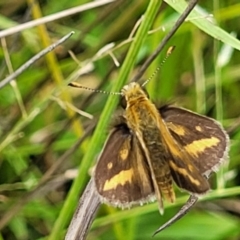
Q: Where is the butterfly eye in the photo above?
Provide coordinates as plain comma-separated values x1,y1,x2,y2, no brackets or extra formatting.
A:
120,96,127,109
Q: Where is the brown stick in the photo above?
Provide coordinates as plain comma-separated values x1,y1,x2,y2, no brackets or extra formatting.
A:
65,178,101,240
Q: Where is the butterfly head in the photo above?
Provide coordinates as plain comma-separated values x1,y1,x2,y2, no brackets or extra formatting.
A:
121,82,148,108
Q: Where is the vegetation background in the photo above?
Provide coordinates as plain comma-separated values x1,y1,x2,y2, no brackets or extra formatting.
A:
0,0,240,239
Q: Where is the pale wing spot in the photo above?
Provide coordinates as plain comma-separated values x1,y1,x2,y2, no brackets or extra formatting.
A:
184,137,220,157
103,169,134,191
169,161,201,186
119,148,129,161
195,126,202,132
107,162,113,169
167,122,186,136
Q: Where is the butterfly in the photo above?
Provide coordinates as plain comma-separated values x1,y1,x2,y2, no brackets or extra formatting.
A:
93,82,229,214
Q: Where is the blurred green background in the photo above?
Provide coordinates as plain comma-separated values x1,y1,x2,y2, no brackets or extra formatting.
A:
0,0,240,239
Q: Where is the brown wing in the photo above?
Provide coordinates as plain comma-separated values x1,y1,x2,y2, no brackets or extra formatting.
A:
94,120,155,208
160,105,229,177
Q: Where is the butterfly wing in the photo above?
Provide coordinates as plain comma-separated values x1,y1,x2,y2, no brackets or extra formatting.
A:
160,105,229,177
159,105,229,194
94,120,155,208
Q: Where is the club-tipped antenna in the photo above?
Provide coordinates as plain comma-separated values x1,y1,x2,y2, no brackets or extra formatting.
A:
68,82,121,95
141,46,175,87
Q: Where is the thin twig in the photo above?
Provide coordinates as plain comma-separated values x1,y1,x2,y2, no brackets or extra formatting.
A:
153,195,199,236
65,178,101,240
0,31,74,89
0,0,116,38
131,0,199,82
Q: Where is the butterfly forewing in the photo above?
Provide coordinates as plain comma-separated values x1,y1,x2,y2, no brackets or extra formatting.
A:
94,121,155,208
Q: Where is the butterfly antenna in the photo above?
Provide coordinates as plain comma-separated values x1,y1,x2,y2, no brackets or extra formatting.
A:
68,82,121,95
141,46,175,87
